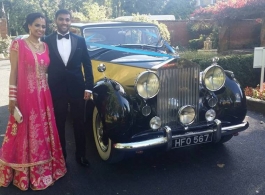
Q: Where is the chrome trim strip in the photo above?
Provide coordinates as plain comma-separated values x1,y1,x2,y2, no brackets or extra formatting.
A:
221,121,248,131
165,126,172,151
213,119,222,143
113,122,248,150
114,137,167,150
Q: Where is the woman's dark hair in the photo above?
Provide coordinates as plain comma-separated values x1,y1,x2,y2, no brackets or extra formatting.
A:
22,12,46,33
55,9,72,19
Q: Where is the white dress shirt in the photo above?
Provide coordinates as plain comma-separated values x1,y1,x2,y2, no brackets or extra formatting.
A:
57,32,71,66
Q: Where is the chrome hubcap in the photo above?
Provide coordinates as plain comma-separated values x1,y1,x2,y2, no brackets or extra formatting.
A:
96,113,108,152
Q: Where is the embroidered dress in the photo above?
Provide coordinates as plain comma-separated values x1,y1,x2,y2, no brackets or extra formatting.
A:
0,39,67,191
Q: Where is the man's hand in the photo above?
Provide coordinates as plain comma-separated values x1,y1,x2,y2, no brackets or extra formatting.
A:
84,91,91,100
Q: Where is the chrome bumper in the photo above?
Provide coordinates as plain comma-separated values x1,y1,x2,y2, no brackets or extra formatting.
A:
113,120,249,151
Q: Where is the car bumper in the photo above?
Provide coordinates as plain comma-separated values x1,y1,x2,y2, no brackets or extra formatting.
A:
113,120,249,151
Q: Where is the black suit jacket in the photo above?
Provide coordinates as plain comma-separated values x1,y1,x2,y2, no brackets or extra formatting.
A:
44,32,94,99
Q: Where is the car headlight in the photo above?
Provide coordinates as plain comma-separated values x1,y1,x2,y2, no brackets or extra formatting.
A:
135,71,160,99
202,65,226,91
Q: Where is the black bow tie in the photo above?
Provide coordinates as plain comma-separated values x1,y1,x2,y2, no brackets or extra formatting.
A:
58,34,69,40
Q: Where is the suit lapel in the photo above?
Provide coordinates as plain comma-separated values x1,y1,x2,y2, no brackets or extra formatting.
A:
50,32,64,64
68,33,77,65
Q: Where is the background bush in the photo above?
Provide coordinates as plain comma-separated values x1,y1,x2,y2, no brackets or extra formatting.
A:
0,36,12,56
183,53,259,89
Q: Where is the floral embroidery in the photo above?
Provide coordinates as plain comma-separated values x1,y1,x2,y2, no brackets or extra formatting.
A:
42,175,52,186
11,123,18,136
3,135,9,144
27,59,48,93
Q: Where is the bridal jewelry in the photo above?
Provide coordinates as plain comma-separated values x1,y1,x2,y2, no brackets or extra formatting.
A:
27,38,42,52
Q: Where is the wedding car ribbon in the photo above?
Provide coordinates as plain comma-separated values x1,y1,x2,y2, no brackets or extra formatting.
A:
86,41,174,58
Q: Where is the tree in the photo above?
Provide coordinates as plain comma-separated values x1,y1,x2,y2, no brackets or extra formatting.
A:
191,0,265,48
163,0,196,20
82,2,108,21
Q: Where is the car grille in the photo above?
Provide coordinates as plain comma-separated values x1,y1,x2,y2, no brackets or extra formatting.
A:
157,64,200,128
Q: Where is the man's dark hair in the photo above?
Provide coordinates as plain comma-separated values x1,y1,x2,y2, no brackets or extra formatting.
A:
55,9,72,19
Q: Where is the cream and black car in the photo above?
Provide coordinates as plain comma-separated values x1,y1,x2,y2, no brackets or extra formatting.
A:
70,21,249,163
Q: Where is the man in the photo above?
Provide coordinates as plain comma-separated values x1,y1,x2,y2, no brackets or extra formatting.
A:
44,9,94,167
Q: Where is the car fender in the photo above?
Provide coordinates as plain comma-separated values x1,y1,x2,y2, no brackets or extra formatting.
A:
93,79,133,142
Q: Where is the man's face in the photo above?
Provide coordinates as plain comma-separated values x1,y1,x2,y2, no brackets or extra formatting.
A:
55,14,71,34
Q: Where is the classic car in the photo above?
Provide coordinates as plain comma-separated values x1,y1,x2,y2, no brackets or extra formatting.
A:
70,21,249,163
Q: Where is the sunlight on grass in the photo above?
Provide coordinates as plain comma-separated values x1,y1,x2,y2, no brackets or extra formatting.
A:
179,50,220,60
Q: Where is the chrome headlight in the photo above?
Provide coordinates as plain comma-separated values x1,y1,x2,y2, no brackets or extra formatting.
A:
178,105,196,126
205,109,216,122
202,65,225,91
135,71,160,99
150,116,161,130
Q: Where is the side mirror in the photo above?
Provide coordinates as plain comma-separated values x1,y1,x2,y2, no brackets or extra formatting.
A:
97,63,106,72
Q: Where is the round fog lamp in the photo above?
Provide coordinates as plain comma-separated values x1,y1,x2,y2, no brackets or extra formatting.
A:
142,105,151,116
205,109,216,122
178,105,196,125
150,116,161,130
208,97,218,107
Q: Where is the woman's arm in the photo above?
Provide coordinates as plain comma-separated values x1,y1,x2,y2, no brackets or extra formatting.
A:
8,41,19,115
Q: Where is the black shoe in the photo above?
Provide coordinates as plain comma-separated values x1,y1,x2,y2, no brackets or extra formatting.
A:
76,157,90,167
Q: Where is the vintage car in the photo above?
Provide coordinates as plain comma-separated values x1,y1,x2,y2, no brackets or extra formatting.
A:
70,21,249,163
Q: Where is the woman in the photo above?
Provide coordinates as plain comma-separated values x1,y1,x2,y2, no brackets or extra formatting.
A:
0,13,67,190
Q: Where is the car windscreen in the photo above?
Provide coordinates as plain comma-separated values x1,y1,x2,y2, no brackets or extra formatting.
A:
83,26,162,51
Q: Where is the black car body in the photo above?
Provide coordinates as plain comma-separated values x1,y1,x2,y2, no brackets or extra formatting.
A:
70,21,249,163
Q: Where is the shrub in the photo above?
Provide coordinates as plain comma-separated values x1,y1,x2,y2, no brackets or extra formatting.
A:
182,53,259,89
244,83,265,100
0,36,12,56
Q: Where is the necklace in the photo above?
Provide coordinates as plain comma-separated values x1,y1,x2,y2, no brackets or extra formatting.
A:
27,38,42,52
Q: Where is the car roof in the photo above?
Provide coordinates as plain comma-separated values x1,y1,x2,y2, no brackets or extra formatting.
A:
71,21,158,28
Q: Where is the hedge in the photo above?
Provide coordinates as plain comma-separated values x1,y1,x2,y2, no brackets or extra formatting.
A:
190,54,260,89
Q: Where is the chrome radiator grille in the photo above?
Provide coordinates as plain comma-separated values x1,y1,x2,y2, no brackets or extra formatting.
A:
157,66,200,127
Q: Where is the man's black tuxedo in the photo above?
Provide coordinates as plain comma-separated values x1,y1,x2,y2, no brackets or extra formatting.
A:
44,32,94,160
45,32,93,99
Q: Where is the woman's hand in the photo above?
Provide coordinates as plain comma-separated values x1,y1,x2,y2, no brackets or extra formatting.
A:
8,100,17,115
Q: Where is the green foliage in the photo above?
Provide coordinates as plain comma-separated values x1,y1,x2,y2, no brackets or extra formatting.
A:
189,54,259,88
187,20,219,50
72,12,89,22
187,20,214,38
130,13,170,43
188,35,205,50
82,2,108,21
0,35,12,56
117,0,196,20
180,50,220,60
163,0,196,20
2,0,196,36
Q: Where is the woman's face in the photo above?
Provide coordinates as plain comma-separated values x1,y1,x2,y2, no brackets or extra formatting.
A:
28,17,46,38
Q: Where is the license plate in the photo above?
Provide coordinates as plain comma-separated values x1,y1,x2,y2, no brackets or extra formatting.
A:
172,133,212,148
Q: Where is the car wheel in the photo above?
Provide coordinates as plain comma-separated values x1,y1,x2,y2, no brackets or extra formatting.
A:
215,134,233,144
92,106,124,163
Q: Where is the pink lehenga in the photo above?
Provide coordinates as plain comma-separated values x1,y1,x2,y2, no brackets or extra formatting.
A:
0,39,67,190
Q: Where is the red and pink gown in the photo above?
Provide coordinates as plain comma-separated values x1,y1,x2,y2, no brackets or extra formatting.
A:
0,39,67,190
